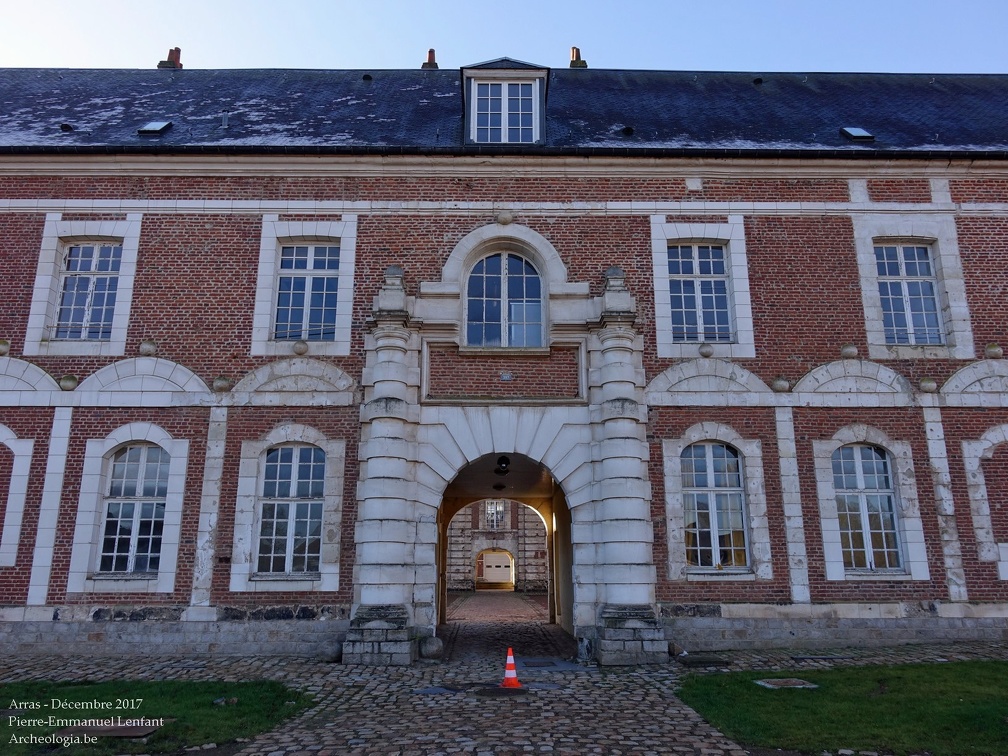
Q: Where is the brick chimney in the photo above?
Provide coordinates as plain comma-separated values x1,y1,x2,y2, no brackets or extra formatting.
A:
421,48,438,70
157,47,183,70
570,46,587,68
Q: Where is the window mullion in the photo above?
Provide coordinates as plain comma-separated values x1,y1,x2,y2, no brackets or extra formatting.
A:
706,445,722,568
128,446,149,573
125,494,141,573
79,274,95,332
502,86,511,139
696,274,710,337
898,252,916,343
854,453,877,570
859,491,876,570
285,499,297,573
299,270,312,337
500,258,510,346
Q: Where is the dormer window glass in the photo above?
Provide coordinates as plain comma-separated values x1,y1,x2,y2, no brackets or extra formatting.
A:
475,81,536,143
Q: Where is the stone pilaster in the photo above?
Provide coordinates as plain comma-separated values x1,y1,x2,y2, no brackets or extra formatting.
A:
346,267,424,665
921,404,968,601
775,406,811,603
584,267,664,664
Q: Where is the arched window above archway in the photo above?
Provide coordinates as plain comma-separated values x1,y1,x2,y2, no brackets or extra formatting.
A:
466,251,543,347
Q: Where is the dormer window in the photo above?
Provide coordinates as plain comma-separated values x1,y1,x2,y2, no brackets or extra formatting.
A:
474,80,538,143
463,58,547,146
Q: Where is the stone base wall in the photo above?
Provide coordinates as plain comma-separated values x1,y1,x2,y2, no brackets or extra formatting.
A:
596,604,670,665
665,615,1008,651
0,620,349,658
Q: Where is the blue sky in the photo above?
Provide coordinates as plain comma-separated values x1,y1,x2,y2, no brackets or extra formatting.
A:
2,0,1007,73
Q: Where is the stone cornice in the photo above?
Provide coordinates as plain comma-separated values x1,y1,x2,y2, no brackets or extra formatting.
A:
2,153,1008,179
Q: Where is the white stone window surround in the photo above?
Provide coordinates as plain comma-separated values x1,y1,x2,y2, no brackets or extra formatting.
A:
0,425,35,568
419,223,587,350
251,215,357,357
851,213,973,360
465,72,543,145
663,422,772,581
961,424,1008,580
813,424,930,581
651,215,755,359
24,213,142,357
67,423,189,594
230,424,344,592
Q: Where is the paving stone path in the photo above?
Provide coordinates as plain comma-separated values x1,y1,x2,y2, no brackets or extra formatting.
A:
0,593,1005,755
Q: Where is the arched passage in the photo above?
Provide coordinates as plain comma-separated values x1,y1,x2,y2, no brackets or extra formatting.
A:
436,452,575,637
475,547,515,589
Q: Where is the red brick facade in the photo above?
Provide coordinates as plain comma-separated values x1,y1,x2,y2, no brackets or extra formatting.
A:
1,164,1006,654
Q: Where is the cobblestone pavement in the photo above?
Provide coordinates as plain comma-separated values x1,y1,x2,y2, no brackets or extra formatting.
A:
0,593,1005,755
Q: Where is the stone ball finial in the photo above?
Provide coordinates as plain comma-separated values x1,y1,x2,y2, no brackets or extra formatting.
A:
0,339,9,357
698,343,715,358
919,376,938,393
840,343,859,359
985,343,1004,359
138,339,158,357
292,340,309,355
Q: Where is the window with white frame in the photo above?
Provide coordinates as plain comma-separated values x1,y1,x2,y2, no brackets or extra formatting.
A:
67,423,189,594
257,444,325,574
485,500,507,530
852,214,973,360
55,242,123,341
874,243,943,346
230,425,344,592
466,252,543,347
99,444,168,573
813,425,930,581
473,81,537,143
274,244,341,341
663,423,772,581
651,216,755,358
832,444,902,571
681,442,749,569
24,214,141,356
251,216,357,357
667,244,732,343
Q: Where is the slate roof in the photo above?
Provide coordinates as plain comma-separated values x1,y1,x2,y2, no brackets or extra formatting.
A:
0,64,1006,158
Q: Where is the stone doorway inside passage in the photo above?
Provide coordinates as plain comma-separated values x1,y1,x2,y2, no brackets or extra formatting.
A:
436,452,576,656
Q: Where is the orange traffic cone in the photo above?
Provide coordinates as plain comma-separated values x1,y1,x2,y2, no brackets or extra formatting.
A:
500,647,522,688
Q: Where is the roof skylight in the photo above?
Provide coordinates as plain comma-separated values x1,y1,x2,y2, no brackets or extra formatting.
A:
138,120,172,136
840,126,874,142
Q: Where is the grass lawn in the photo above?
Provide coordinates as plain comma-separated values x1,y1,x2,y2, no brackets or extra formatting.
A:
1,679,312,755
677,660,1008,756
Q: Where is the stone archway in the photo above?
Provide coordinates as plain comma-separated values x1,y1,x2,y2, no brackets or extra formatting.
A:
436,453,574,635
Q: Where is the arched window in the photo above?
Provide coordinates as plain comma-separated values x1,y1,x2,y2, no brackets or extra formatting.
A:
466,252,542,347
832,444,902,570
257,444,325,574
100,444,169,573
681,442,748,569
